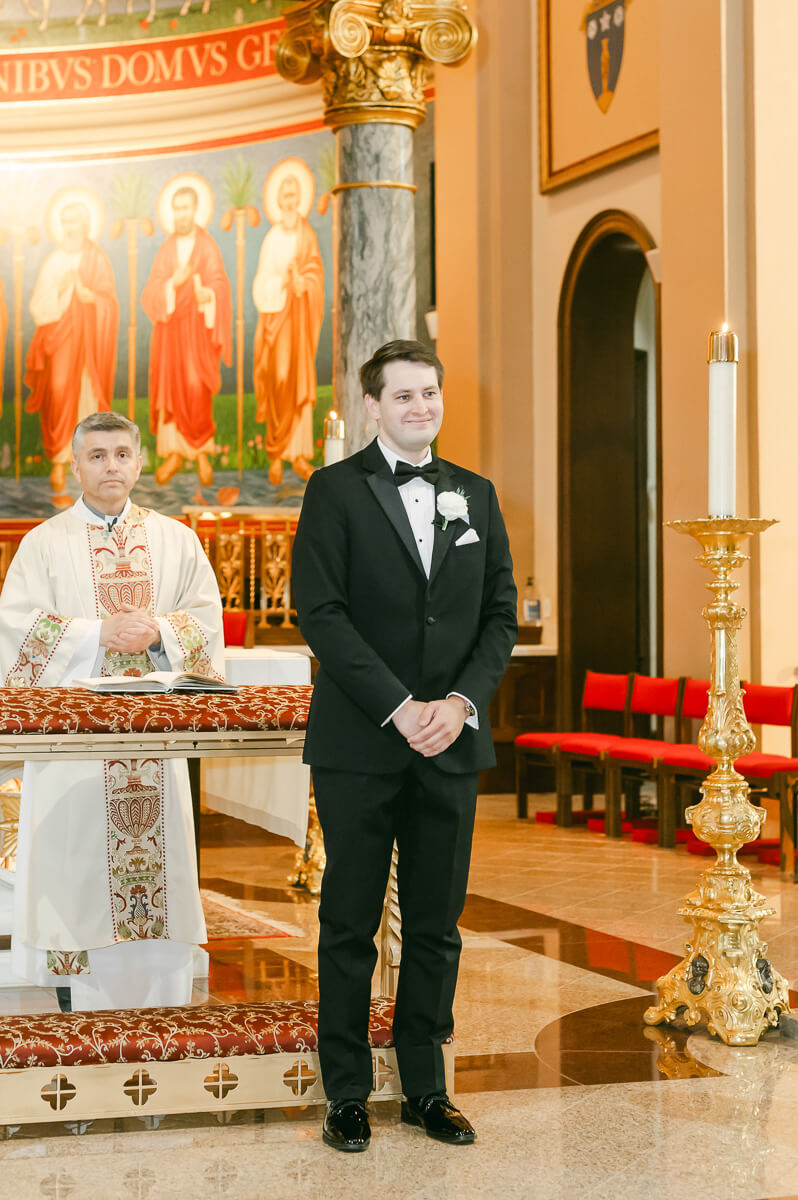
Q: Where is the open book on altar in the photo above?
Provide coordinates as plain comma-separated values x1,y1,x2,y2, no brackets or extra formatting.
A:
74,672,237,694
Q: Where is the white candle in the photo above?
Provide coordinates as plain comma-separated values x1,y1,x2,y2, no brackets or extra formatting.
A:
707,325,739,518
324,410,345,466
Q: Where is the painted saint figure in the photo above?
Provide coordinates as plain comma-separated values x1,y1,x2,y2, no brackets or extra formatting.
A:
142,184,232,488
25,201,119,496
252,172,324,486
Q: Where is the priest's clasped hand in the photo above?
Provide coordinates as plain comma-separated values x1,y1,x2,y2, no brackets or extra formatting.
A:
392,697,467,757
99,604,161,653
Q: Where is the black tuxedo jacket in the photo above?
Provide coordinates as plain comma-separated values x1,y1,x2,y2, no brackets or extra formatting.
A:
292,438,518,775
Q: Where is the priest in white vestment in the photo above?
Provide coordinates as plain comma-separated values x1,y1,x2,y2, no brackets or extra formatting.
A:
0,411,224,1011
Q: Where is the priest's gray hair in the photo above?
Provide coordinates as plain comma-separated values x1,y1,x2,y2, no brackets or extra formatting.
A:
72,412,141,457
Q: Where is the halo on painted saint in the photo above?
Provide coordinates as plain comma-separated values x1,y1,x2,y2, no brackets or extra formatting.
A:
46,187,105,245
263,157,315,225
157,172,214,234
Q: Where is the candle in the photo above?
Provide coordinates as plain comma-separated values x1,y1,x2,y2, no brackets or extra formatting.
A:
707,324,739,518
324,410,345,466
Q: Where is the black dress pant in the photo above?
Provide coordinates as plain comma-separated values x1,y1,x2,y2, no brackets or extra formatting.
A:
312,759,478,1103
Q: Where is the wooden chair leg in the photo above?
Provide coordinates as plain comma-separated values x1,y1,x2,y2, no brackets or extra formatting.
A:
658,766,676,848
582,775,595,812
556,756,574,827
515,750,529,820
605,761,623,838
779,776,798,879
624,777,642,821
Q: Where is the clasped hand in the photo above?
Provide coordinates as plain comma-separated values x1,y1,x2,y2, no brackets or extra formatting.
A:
392,697,466,758
100,604,160,654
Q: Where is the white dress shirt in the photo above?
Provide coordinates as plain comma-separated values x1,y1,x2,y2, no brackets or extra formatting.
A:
376,438,478,731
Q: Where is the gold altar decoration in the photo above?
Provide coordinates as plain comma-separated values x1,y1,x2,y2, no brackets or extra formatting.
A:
184,507,300,623
289,791,326,895
0,776,21,871
644,517,791,1046
275,0,476,130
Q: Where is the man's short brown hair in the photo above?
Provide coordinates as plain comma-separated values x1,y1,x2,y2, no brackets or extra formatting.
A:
72,412,141,457
360,339,444,399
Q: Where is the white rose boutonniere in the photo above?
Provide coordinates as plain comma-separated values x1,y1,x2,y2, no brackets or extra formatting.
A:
436,488,469,531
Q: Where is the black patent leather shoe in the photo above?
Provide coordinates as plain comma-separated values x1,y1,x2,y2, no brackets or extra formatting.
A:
322,1100,371,1152
401,1093,476,1144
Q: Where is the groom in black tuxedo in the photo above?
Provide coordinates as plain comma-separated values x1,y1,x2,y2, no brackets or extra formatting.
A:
292,339,517,1151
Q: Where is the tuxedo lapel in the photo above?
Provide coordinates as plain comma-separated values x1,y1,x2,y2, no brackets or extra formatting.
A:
430,459,459,584
363,440,426,576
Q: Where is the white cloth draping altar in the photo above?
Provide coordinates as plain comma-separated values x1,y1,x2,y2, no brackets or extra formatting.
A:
201,647,312,847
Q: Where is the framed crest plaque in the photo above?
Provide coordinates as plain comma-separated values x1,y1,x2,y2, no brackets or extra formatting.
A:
538,0,659,192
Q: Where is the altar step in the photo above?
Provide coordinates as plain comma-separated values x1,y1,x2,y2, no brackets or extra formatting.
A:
0,999,451,1127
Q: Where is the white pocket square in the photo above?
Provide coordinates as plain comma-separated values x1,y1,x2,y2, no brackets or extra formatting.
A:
455,528,480,547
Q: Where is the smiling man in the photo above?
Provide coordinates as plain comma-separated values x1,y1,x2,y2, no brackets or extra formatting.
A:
0,412,224,1011
292,340,517,1152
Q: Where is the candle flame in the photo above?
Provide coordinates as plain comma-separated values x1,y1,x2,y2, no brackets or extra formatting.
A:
329,410,338,420
721,322,728,333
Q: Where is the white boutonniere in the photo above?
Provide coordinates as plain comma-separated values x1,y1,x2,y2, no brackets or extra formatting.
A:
435,488,469,531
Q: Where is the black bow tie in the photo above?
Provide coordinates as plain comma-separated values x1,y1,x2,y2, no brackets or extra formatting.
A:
393,460,440,486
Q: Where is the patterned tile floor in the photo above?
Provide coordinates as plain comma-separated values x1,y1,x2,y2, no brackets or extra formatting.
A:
3,797,798,1199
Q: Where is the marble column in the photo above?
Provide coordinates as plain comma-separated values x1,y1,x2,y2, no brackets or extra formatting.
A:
334,122,416,452
276,0,475,454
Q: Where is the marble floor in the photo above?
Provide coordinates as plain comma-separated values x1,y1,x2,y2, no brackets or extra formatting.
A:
3,797,798,1199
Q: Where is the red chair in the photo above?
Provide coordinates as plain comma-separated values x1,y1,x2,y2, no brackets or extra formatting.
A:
601,674,684,838
659,683,798,871
222,609,254,648
553,672,634,826
657,678,710,846
515,671,632,820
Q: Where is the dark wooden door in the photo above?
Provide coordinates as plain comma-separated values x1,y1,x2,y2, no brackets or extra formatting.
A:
560,233,652,726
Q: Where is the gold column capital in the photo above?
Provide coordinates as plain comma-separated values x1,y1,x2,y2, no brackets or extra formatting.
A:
276,0,476,130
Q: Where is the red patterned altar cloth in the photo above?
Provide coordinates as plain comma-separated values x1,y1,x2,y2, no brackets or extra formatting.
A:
0,685,311,736
0,1000,395,1069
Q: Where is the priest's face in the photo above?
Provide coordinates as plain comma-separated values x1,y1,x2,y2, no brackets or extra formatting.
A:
364,360,444,463
72,431,143,515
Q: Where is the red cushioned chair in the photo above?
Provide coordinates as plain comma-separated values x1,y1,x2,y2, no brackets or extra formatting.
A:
552,671,634,827
659,682,798,871
601,674,685,838
222,609,254,648
515,670,632,821
657,678,711,847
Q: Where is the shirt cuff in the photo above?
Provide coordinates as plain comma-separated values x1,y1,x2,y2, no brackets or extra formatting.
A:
447,691,479,730
382,694,413,728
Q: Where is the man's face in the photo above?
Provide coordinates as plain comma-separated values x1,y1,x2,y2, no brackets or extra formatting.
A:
364,360,444,462
71,431,143,515
172,193,197,237
278,178,299,229
60,206,87,254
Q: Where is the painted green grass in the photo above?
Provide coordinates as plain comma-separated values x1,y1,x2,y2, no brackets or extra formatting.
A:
0,0,293,50
0,383,332,477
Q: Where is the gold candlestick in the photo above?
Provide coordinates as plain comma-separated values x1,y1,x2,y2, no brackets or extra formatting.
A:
644,517,791,1045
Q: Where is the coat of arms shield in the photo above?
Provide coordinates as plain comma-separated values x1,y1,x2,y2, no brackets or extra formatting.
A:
582,0,630,113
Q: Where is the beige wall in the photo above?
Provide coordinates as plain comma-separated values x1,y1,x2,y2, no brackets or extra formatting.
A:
435,0,765,690
749,0,798,749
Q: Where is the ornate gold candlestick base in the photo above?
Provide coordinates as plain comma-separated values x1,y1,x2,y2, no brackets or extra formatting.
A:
644,518,791,1046
288,789,326,895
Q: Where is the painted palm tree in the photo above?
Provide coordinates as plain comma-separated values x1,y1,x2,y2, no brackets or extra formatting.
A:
0,178,41,479
109,170,154,422
220,154,260,480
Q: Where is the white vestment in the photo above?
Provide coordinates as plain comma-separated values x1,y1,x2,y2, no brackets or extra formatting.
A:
0,499,224,1009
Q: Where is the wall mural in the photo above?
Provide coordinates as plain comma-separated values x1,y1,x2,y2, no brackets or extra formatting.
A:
0,131,341,517
0,104,436,518
0,0,294,46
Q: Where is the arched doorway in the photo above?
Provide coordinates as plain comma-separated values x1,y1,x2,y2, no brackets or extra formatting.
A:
558,210,662,726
